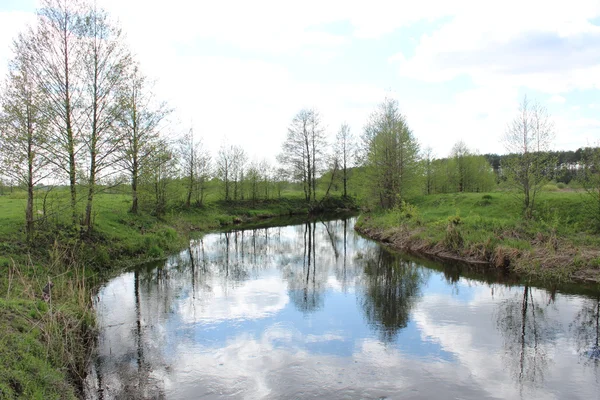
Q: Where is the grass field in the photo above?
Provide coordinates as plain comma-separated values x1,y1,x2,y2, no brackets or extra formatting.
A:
356,189,600,282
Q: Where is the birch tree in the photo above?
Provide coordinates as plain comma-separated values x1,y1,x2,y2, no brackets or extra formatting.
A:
81,4,131,231
278,108,326,203
333,123,354,198
0,34,50,242
503,96,555,219
28,0,86,226
119,64,171,214
179,127,210,207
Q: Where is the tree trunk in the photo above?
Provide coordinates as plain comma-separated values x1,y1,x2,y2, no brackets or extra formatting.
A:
131,159,139,214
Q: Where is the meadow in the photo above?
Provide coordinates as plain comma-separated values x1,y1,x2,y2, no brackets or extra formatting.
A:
356,188,600,282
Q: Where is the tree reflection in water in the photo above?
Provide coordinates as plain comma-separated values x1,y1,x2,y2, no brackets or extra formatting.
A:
287,221,325,313
357,247,429,343
495,286,557,390
571,295,600,368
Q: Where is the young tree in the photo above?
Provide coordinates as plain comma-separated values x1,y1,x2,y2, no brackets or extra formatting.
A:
503,96,555,219
333,123,354,198
361,98,420,208
0,35,50,242
81,4,131,232
231,145,247,201
451,140,470,192
118,64,171,214
216,144,244,201
422,146,434,195
278,108,326,203
142,139,177,216
258,158,272,199
28,0,86,226
245,161,260,203
178,127,210,207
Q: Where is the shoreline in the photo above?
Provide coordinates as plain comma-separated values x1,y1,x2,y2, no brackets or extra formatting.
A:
355,217,600,284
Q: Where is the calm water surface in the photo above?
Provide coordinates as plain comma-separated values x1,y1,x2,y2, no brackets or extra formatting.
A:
86,217,600,399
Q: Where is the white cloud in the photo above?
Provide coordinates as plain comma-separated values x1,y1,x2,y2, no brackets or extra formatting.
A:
1,0,599,160
178,276,289,323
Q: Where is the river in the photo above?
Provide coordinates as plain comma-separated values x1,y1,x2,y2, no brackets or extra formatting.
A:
85,217,600,399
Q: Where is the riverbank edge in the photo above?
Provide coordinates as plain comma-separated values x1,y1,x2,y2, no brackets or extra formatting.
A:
354,214,600,284
0,196,358,399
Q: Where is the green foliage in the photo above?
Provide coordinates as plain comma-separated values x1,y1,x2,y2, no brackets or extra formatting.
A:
361,98,421,208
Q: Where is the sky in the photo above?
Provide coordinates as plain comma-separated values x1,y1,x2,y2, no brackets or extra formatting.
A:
0,0,599,163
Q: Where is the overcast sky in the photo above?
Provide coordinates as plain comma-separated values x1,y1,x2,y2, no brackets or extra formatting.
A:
1,0,599,162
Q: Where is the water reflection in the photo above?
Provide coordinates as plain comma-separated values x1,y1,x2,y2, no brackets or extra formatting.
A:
495,286,556,388
87,217,600,399
571,295,600,366
358,247,429,342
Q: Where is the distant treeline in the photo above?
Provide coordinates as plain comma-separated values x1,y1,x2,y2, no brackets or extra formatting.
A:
484,147,599,184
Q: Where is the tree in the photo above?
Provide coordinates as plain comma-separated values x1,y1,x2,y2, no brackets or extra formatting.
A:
422,147,434,195
333,123,354,198
230,145,247,201
0,34,50,242
451,140,470,192
28,0,86,226
361,98,420,208
216,144,231,201
449,141,495,193
178,127,210,207
81,4,131,232
258,159,272,199
503,96,555,219
278,108,327,203
245,161,260,203
118,64,171,214
144,139,176,216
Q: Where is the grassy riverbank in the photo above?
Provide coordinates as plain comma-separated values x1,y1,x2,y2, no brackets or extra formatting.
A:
0,190,355,399
355,191,600,283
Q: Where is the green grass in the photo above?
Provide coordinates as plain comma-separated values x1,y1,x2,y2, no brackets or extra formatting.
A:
356,190,600,281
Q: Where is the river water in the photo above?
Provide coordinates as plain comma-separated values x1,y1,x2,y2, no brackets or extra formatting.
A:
85,217,600,399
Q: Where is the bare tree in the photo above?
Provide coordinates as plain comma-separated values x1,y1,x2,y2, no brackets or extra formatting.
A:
503,96,555,219
118,64,171,214
231,145,247,201
178,127,210,207
28,0,86,226
0,33,51,242
81,4,131,232
333,123,354,198
245,160,260,203
258,158,272,199
278,108,326,203
145,139,177,216
216,144,234,202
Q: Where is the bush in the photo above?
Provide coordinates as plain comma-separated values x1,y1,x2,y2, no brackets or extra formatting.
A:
542,184,558,192
556,182,566,189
